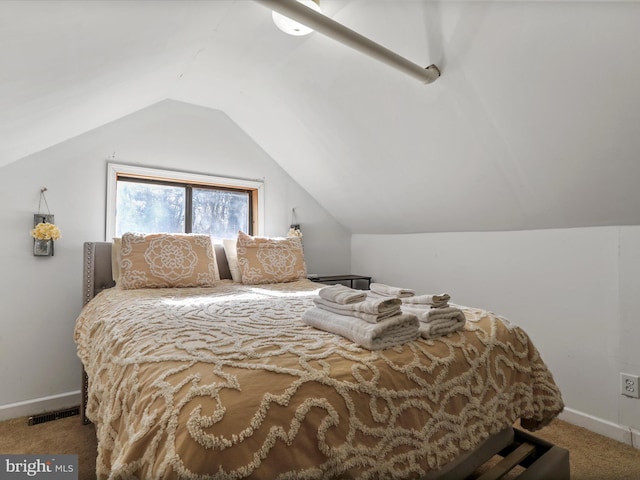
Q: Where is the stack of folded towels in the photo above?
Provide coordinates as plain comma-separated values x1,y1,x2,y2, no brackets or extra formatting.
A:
301,284,419,350
369,283,466,339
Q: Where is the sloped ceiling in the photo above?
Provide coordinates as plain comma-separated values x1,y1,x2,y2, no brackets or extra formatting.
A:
2,0,639,233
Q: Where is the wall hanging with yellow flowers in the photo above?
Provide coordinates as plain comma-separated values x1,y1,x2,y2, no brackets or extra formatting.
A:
287,207,303,240
31,187,61,257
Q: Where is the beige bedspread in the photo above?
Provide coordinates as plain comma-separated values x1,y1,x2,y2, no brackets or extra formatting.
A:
74,279,564,479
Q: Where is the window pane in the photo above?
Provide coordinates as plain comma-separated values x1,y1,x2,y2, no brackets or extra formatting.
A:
116,181,185,236
192,188,249,239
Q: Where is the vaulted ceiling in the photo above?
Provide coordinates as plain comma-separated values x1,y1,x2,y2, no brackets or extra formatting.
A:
2,0,640,233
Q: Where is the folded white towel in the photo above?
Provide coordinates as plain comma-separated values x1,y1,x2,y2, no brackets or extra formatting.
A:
401,305,466,324
301,307,419,350
370,283,416,298
367,291,390,301
313,297,401,324
318,284,367,305
314,296,401,314
402,293,451,308
418,317,466,339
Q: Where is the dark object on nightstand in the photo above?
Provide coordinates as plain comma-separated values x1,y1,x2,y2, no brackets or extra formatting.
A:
309,274,372,289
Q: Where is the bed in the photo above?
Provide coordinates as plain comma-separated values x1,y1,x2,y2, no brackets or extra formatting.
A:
75,235,567,479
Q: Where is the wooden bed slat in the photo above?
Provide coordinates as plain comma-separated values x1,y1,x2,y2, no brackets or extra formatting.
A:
476,442,536,480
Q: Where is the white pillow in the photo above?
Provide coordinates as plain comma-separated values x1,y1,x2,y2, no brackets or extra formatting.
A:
222,238,242,283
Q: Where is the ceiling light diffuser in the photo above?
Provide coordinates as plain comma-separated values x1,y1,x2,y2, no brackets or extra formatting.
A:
257,0,440,84
272,0,321,36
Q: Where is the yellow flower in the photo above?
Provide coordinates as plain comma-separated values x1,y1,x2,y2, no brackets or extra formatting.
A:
31,222,61,241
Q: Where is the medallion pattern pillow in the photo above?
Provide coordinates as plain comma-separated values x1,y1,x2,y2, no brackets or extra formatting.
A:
236,231,307,284
119,233,217,289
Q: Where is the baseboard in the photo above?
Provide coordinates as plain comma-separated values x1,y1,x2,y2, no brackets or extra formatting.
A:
0,391,81,422
559,407,640,449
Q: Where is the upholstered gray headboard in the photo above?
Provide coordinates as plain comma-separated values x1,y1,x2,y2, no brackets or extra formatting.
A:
82,241,232,306
82,242,115,306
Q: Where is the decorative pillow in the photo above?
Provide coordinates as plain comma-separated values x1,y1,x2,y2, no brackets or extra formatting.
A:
236,231,307,285
119,233,217,289
222,238,242,283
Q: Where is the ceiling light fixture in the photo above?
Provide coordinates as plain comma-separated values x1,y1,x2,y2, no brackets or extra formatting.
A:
255,0,440,84
272,0,321,36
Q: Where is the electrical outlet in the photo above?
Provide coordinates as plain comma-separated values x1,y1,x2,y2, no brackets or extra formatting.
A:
620,373,640,398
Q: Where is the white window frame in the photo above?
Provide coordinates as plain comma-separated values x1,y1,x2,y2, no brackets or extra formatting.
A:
106,163,264,241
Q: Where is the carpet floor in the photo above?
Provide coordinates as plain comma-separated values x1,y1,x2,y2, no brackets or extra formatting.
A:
0,414,639,479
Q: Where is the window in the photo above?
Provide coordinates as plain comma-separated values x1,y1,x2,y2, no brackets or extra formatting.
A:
106,164,264,241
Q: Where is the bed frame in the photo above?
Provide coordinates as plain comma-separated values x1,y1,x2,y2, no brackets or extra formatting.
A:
80,241,570,480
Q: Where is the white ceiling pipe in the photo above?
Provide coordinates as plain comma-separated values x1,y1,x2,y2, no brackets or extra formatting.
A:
254,0,441,84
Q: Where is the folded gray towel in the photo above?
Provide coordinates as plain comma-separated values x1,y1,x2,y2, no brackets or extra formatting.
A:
369,283,416,298
317,284,367,305
301,307,419,350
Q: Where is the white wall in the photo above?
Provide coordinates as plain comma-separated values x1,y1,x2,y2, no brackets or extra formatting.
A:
352,226,640,446
0,100,350,419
